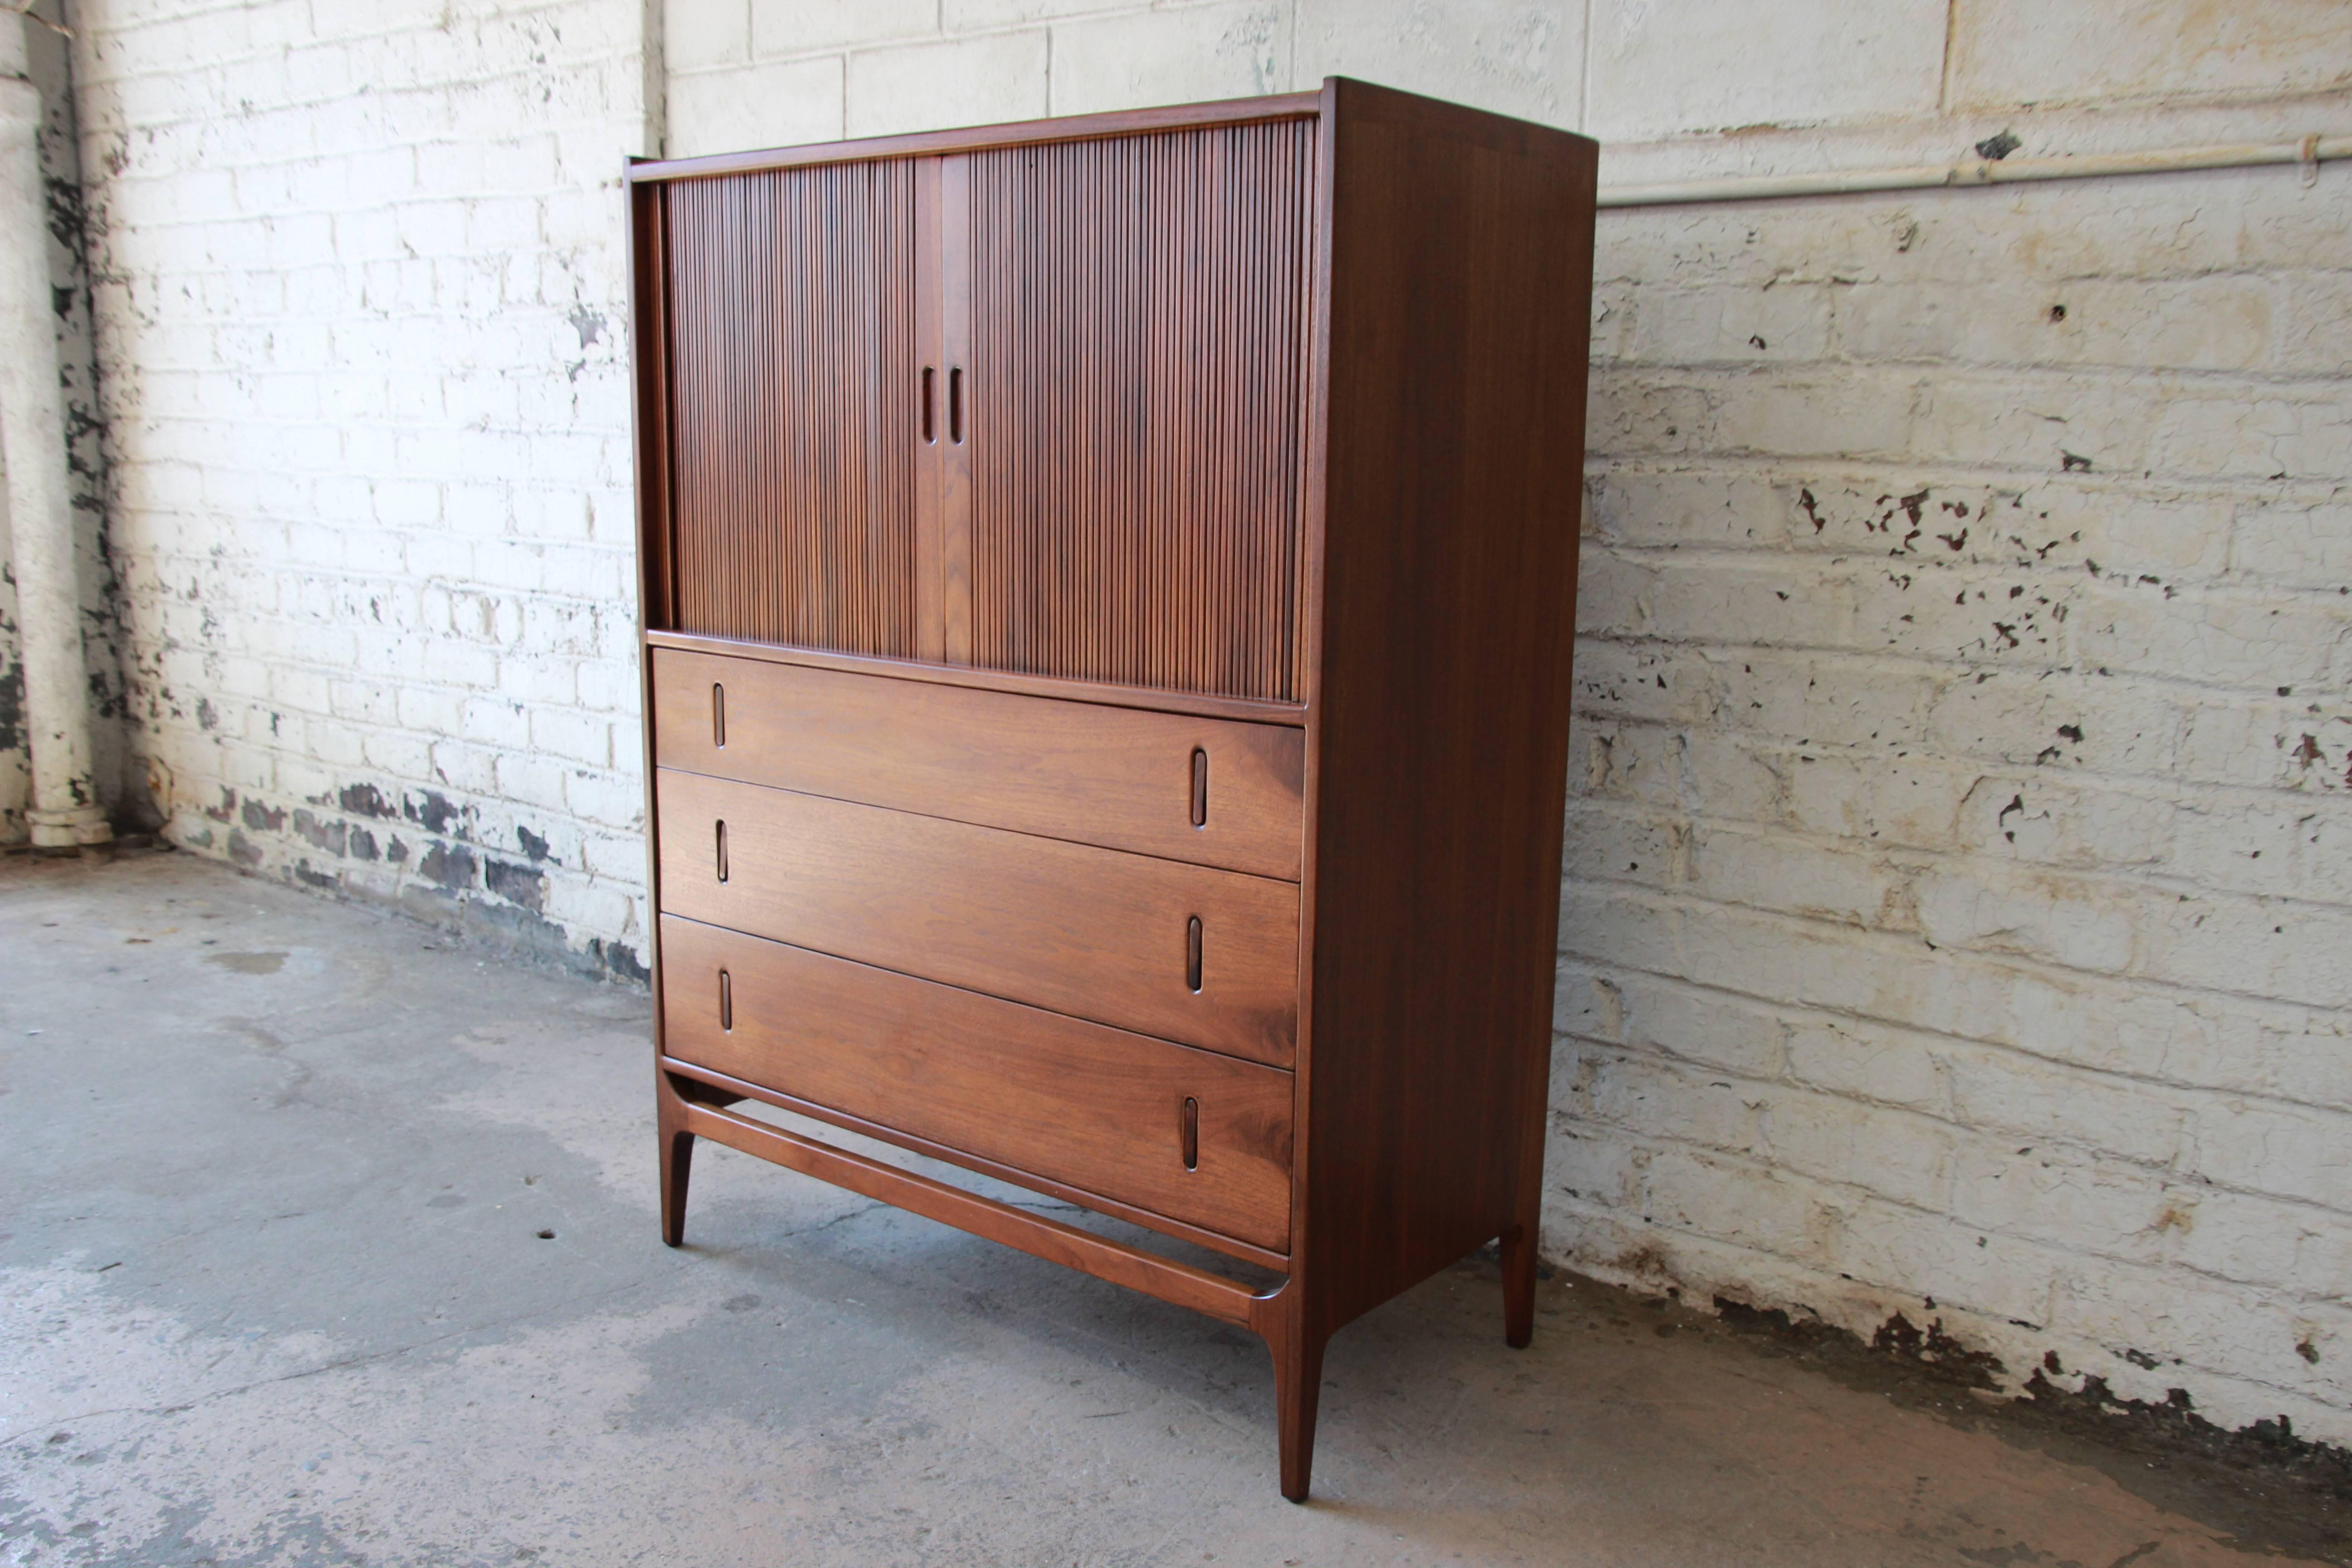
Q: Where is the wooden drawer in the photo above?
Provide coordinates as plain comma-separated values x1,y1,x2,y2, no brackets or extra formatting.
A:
660,916,1294,1252
651,647,1304,880
656,770,1299,1066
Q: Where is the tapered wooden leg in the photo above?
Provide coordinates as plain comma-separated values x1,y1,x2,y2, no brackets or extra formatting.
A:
658,1088,695,1248
1270,1305,1328,1503
1501,1222,1536,1348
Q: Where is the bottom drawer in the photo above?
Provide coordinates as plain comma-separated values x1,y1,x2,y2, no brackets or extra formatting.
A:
659,915,1294,1253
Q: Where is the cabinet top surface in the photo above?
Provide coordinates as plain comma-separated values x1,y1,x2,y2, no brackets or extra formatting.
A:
627,88,1325,185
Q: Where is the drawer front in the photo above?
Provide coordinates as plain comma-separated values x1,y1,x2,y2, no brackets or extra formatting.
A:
651,647,1304,880
657,770,1299,1066
661,916,1294,1252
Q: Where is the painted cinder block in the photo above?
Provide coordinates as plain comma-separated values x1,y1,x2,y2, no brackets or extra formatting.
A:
1048,2,1288,118
1582,0,1946,142
1293,0,1583,130
754,0,936,59
1944,0,2352,112
844,29,1048,139
665,57,843,158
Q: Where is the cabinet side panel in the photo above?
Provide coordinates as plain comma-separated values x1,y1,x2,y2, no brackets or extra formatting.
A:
965,119,1316,702
1305,82,1598,1333
664,162,922,655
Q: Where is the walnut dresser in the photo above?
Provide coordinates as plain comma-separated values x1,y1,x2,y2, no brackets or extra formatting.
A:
626,78,1597,1501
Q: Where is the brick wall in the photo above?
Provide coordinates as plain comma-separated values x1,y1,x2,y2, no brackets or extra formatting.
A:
66,0,661,975
53,0,2352,1449
1568,165,2352,1448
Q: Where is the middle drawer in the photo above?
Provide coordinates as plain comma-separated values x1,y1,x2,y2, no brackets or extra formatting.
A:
656,769,1300,1067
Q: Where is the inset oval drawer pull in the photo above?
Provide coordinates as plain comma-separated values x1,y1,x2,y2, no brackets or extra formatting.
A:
715,819,729,883
713,682,725,748
1190,747,1208,828
1181,1096,1199,1171
719,968,733,1031
1186,916,1202,993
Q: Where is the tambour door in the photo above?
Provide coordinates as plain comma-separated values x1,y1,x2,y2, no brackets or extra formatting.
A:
656,159,926,655
952,118,1320,701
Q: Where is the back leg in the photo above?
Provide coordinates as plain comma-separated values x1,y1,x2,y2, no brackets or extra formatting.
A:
1501,1222,1536,1348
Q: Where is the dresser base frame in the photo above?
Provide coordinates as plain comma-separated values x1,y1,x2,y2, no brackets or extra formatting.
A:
655,1067,1336,1499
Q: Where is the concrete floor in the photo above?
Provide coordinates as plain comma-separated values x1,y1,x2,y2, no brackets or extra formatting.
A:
1,850,2338,1567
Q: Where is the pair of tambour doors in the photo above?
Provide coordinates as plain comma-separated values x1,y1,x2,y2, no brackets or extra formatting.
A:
648,116,1320,704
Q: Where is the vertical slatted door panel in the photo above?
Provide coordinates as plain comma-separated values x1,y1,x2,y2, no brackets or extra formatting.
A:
965,120,1316,702
662,162,922,655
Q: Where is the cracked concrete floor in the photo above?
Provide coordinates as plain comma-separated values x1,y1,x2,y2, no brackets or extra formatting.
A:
0,849,2330,1567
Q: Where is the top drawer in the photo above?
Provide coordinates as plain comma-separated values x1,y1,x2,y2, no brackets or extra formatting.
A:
650,648,1304,881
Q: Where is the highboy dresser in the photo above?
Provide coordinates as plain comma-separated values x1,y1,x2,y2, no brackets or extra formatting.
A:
628,78,1597,1500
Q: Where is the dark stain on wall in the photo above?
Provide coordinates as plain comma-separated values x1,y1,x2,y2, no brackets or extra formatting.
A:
339,782,397,819
416,840,477,893
181,779,646,985
484,857,545,911
1698,1293,2352,1562
404,790,471,837
0,651,24,754
292,808,345,856
591,938,651,985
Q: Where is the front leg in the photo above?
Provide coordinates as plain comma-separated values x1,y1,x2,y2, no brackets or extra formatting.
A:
657,1072,696,1247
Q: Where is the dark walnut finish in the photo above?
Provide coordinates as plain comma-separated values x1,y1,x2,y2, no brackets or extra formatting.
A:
650,645,1306,877
660,916,1295,1251
655,768,1302,1065
627,77,1597,1501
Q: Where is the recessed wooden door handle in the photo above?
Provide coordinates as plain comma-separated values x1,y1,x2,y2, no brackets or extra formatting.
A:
949,367,964,444
1190,747,1208,828
1181,1096,1199,1171
712,682,725,748
921,366,936,442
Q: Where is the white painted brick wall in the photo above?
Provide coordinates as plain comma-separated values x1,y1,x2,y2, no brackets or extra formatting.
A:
1568,155,2352,1443
70,0,2352,1453
71,0,659,976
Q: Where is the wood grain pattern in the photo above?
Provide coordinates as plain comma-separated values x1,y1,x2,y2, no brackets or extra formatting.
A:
667,1055,1290,1268
1298,80,1597,1343
662,916,1294,1251
652,647,1305,878
963,121,1316,701
655,769,1301,1065
627,79,1600,1504
663,159,921,651
659,1072,1281,1325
